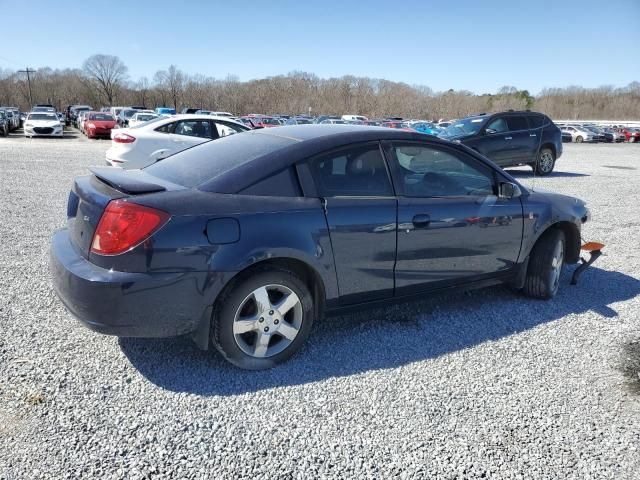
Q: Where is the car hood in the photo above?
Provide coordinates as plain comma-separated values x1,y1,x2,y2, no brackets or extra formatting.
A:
527,187,588,217
27,120,61,127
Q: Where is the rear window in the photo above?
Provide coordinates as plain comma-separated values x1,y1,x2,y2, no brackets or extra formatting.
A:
144,131,296,188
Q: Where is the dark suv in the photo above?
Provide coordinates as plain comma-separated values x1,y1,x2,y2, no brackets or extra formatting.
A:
439,111,562,175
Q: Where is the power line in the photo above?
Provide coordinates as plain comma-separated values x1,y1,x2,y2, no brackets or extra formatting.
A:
18,68,36,106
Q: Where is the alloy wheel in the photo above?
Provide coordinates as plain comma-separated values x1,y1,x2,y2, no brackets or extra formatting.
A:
233,284,303,358
539,151,554,173
550,240,564,295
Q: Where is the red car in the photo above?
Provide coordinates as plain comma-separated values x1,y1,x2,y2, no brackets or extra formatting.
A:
381,121,413,132
621,127,640,143
244,115,281,128
85,112,117,139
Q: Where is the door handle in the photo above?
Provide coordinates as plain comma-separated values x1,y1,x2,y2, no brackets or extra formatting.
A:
504,136,512,140
530,134,537,137
412,214,431,228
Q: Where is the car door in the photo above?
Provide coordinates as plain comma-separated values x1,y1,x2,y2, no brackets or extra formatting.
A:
476,115,511,165
503,114,534,165
165,119,217,156
306,142,397,304
526,113,546,162
383,141,524,294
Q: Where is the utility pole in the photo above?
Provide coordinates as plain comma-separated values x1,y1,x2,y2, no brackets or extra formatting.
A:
18,68,36,107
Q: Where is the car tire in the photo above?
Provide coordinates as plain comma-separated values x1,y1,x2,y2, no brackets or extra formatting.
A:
533,148,555,176
523,229,565,300
211,268,315,370
575,135,583,143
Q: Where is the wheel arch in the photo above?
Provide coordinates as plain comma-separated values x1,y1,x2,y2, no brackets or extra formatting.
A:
191,256,327,350
224,257,327,319
540,142,556,158
551,221,580,264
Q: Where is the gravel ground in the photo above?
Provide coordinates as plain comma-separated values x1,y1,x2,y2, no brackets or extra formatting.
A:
1,131,639,479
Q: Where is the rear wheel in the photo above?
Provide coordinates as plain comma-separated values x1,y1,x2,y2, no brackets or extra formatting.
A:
523,229,565,300
211,269,315,370
534,148,555,175
575,135,583,143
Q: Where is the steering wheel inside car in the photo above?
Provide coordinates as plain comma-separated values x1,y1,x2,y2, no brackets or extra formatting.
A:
422,171,462,196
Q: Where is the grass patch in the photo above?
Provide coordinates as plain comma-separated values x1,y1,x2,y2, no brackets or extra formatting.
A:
25,392,45,406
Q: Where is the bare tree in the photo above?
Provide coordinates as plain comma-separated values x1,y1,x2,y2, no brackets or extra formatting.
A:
2,57,639,120
82,54,128,106
134,76,150,108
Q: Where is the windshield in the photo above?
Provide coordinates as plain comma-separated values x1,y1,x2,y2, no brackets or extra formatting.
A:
89,113,114,121
261,118,280,125
440,117,486,138
135,114,157,122
123,110,137,118
28,113,58,121
130,116,165,128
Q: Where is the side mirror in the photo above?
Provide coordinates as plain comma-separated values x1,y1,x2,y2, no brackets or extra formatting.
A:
499,182,522,199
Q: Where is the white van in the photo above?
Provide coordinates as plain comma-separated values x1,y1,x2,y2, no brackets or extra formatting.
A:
341,114,369,122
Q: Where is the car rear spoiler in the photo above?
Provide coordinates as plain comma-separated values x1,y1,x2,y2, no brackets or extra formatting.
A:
89,167,167,195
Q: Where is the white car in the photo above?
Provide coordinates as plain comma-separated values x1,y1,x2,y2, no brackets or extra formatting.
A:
23,112,64,138
106,114,249,169
341,114,368,122
560,126,595,143
128,112,159,128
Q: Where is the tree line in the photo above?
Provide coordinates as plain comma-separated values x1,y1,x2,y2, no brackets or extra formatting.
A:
1,54,639,120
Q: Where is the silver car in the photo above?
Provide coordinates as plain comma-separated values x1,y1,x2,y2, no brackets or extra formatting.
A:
560,125,595,143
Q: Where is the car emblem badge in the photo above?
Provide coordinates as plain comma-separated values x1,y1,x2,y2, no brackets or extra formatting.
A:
84,215,90,222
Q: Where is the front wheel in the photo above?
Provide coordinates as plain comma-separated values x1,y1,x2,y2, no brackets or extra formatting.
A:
533,148,555,175
575,136,583,143
523,229,565,300
211,269,315,369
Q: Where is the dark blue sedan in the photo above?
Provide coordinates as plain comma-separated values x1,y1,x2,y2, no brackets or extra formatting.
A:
51,125,590,369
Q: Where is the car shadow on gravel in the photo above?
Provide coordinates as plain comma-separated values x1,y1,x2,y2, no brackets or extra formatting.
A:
120,266,639,396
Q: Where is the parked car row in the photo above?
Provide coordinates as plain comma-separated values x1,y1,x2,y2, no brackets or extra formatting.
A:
0,106,22,135
557,122,638,143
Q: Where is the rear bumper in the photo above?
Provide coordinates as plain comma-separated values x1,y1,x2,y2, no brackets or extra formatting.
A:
50,228,221,338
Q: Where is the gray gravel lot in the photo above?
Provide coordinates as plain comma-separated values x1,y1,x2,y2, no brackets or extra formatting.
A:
1,131,639,479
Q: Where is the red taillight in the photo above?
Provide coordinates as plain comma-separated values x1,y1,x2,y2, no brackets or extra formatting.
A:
90,200,170,255
113,132,136,143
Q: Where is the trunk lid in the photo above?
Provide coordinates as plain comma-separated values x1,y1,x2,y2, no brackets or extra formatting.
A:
67,168,176,258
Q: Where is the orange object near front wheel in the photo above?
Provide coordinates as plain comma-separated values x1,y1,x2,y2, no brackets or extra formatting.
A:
581,242,605,252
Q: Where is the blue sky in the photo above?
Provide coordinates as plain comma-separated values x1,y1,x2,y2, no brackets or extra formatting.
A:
1,0,638,94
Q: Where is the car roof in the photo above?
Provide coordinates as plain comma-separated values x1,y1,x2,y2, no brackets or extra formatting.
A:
197,124,449,192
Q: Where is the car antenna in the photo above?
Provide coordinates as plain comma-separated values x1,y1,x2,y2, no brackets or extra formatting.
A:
532,114,545,191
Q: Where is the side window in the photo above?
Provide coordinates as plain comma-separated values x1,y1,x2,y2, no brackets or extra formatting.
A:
308,144,393,197
485,117,508,134
155,122,175,134
173,120,212,138
528,114,544,128
388,143,495,197
506,116,529,131
214,121,245,137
